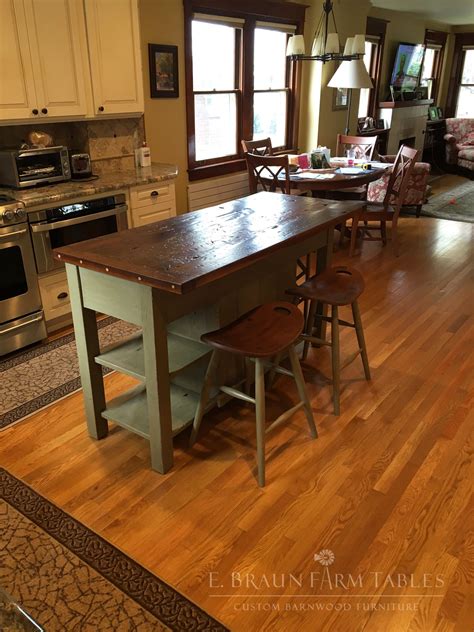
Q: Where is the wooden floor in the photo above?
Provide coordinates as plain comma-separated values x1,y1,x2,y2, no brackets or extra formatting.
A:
1,211,473,631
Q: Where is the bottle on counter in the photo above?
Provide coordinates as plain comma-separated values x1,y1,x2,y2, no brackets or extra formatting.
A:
137,141,151,168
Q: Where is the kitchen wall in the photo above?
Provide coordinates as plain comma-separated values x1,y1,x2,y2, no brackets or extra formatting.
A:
0,118,145,175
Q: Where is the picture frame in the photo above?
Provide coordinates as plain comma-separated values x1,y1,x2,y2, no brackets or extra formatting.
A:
148,44,179,98
428,105,439,121
437,107,444,119
332,87,349,110
375,118,385,130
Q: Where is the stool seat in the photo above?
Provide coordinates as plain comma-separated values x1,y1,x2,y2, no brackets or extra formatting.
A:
287,266,364,306
202,301,303,358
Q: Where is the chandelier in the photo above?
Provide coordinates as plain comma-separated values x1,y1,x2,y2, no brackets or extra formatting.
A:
286,0,365,63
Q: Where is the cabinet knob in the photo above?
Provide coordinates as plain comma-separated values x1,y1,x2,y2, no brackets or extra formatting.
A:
57,292,68,300
41,108,48,114
98,106,104,112
32,108,39,115
150,190,159,197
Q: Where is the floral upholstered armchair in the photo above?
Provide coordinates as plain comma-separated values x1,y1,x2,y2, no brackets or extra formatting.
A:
366,154,431,217
444,118,474,173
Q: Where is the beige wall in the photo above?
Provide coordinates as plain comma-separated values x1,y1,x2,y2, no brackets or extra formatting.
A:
139,0,188,213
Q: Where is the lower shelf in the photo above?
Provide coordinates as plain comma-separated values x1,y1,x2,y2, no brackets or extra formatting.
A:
102,382,200,439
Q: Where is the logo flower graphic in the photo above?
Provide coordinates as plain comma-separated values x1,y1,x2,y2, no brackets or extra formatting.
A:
314,549,335,566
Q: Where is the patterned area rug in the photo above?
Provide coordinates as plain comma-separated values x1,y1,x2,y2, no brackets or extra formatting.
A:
0,317,139,431
0,469,227,631
420,179,474,223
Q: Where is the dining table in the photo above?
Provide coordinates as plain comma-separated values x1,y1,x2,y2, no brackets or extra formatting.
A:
55,192,365,474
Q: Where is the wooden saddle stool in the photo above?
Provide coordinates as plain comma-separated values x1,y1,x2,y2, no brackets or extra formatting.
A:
287,266,371,416
190,301,317,487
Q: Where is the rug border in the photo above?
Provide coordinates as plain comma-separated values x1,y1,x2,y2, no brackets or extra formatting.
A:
0,468,228,632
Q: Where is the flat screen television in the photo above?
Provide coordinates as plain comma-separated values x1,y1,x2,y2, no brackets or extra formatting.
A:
390,43,424,90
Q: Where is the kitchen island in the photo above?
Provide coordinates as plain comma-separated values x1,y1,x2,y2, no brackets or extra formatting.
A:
55,192,363,473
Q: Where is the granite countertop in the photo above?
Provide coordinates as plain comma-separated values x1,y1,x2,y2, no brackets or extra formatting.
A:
0,163,178,208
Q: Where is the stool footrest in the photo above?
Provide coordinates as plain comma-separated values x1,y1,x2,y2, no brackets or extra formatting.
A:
220,385,256,405
314,314,355,328
300,334,331,347
266,401,305,434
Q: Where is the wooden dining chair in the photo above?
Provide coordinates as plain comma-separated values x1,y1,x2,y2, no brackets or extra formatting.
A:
245,152,291,194
336,134,378,160
349,145,419,257
241,137,273,156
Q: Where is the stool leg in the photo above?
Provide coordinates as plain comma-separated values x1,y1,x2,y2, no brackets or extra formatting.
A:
303,299,317,360
266,352,282,389
331,305,341,416
351,300,371,381
288,345,317,438
189,350,219,447
255,358,266,487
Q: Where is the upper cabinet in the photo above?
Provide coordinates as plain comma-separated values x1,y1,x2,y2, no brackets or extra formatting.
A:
0,0,37,120
84,0,144,116
0,0,144,123
23,0,89,118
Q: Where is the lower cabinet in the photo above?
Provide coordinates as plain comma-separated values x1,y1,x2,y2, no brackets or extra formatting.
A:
129,182,176,227
38,269,71,328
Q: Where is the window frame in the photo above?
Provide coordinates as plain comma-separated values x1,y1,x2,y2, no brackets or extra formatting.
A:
184,0,306,181
422,29,448,102
363,16,388,119
446,32,474,118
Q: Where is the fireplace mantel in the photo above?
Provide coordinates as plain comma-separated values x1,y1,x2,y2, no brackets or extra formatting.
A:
379,99,434,109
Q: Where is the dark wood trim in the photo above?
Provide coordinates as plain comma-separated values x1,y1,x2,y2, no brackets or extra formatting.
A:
423,29,448,103
184,0,306,178
445,32,474,118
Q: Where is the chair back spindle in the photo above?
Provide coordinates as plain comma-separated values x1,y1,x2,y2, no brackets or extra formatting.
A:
336,134,378,160
245,153,291,195
241,137,273,156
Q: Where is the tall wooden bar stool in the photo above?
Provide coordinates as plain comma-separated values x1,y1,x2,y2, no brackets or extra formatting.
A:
189,301,317,487
286,266,371,416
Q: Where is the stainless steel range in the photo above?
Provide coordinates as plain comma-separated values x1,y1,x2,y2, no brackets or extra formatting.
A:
0,195,46,356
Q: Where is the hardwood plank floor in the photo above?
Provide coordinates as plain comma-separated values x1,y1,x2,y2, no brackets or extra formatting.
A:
1,213,473,631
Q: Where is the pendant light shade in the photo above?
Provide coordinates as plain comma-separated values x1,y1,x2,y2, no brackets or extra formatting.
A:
286,34,305,56
352,34,366,55
328,60,373,89
325,33,340,54
343,37,354,56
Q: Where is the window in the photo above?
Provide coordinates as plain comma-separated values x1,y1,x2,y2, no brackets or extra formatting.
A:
358,40,376,118
455,49,474,117
185,0,305,180
357,17,387,122
422,30,447,101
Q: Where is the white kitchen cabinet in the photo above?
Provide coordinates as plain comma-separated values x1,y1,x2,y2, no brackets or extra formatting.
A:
23,0,90,118
0,0,37,120
38,269,72,326
0,0,89,122
129,182,177,227
84,0,144,116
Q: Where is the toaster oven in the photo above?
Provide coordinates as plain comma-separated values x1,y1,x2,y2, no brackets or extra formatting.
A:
0,146,71,188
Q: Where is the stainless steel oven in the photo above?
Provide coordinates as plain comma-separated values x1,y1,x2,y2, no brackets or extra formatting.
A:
0,196,46,356
29,193,128,274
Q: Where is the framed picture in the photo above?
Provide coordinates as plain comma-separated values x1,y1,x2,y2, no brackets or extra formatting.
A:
437,107,444,119
428,105,439,121
148,44,179,98
332,87,349,110
375,118,385,130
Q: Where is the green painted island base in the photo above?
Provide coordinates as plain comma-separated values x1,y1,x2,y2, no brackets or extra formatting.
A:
65,229,333,474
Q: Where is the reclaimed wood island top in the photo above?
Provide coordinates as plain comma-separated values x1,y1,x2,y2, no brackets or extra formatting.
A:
54,191,363,294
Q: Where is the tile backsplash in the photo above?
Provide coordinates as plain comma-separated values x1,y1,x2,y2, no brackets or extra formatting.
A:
0,117,145,173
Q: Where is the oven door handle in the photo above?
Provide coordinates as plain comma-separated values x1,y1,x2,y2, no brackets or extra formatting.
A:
30,205,128,233
0,228,27,239
0,314,43,335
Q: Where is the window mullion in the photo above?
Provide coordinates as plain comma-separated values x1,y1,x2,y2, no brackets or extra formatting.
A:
241,18,255,146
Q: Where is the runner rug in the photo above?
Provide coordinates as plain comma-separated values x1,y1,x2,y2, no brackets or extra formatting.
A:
0,468,227,631
0,317,138,431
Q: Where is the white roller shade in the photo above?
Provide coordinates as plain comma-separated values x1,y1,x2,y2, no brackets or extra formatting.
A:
256,21,297,34
193,12,244,29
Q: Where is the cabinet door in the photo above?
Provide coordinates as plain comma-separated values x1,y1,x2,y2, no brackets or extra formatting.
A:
23,0,89,118
0,0,38,120
85,0,144,116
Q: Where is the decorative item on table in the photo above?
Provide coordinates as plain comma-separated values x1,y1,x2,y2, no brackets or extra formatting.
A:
362,117,375,131
26,130,54,148
310,148,331,169
148,44,179,98
137,141,151,168
375,118,385,130
346,147,356,167
437,107,443,119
